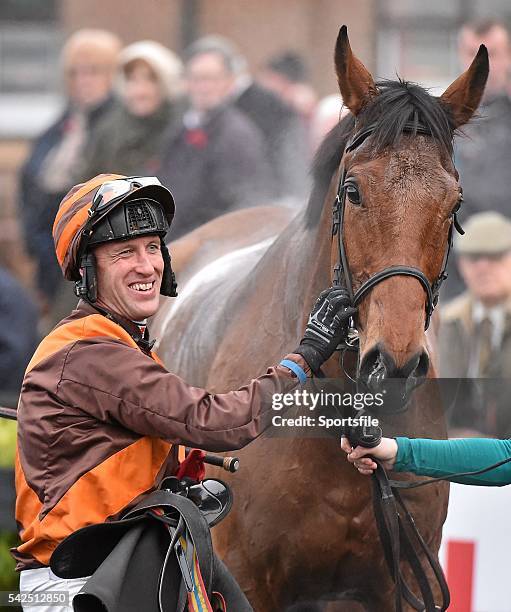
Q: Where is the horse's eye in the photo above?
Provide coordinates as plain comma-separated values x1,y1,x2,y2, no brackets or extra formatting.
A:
344,182,361,205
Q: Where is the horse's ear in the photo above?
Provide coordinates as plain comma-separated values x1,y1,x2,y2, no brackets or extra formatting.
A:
334,25,378,116
439,45,489,129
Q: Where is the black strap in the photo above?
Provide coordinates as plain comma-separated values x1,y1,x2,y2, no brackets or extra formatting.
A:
370,452,511,610
345,122,432,154
125,491,215,594
352,266,435,329
372,461,450,611
0,406,16,420
128,493,214,612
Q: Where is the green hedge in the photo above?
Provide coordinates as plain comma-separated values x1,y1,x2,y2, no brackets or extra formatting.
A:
0,530,18,591
0,420,18,595
0,420,16,468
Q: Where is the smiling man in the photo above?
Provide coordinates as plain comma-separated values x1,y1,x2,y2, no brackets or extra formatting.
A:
13,174,355,609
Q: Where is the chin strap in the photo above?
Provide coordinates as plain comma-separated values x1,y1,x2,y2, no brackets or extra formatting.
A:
74,252,98,302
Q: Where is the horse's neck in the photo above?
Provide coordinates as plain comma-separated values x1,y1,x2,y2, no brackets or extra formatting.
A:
271,193,336,322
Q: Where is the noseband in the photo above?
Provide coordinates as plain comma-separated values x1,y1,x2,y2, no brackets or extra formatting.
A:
332,121,464,331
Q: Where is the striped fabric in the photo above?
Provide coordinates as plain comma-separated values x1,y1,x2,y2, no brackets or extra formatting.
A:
52,173,125,280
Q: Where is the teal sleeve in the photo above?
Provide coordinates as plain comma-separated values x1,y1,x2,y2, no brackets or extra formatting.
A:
394,437,511,486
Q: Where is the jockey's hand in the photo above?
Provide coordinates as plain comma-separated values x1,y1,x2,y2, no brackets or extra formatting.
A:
341,437,399,475
294,287,356,373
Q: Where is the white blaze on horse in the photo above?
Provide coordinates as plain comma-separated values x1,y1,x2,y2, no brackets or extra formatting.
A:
151,26,488,612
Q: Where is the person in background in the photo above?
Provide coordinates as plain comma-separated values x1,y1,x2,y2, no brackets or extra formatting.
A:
189,36,309,205
158,39,272,239
439,212,511,436
456,18,511,221
258,51,318,128
443,19,511,300
0,265,38,404
80,40,184,179
18,29,121,308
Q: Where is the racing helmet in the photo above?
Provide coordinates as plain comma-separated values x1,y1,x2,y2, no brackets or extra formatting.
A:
53,174,177,302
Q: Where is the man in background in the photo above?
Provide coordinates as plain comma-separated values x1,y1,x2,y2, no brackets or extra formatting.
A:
187,36,310,205
158,38,272,239
444,19,511,300
456,19,511,220
439,212,511,437
258,50,318,130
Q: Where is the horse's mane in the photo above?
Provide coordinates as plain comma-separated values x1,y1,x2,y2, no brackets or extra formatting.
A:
306,79,456,227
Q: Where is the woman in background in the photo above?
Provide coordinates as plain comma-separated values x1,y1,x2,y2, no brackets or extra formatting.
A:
80,40,184,178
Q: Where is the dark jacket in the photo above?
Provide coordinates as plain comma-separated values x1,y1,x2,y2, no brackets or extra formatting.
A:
159,103,272,239
13,300,303,571
0,268,38,395
79,100,185,180
442,95,511,301
234,82,309,201
455,94,511,222
18,96,118,300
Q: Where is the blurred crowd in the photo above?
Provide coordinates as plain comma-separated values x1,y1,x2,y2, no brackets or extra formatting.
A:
2,18,511,439
9,29,346,335
438,18,511,439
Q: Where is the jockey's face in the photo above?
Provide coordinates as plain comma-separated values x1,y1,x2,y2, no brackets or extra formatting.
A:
94,235,163,321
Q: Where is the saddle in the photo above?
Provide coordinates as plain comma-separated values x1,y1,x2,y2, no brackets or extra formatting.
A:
50,478,236,612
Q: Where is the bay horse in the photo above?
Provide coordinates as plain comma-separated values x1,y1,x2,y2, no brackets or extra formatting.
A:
151,27,488,611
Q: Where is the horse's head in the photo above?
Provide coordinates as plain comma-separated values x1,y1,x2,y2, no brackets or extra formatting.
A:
331,26,488,409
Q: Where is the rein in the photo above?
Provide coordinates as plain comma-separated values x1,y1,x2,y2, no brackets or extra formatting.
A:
372,453,511,612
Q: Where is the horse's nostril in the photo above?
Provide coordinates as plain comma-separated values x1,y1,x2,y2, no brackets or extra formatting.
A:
400,350,429,379
415,351,430,379
360,346,429,383
359,346,388,391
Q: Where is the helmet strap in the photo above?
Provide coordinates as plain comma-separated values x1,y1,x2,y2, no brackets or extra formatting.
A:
74,252,98,302
160,240,178,297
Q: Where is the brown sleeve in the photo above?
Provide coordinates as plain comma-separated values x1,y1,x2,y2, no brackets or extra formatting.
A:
54,339,307,452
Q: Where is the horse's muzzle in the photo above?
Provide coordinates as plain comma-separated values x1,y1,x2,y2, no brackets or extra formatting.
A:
358,344,429,413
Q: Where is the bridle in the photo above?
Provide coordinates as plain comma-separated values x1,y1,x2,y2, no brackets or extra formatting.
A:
332,121,464,333
331,120,467,611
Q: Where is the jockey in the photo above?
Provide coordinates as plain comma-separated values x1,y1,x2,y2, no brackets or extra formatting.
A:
14,174,355,610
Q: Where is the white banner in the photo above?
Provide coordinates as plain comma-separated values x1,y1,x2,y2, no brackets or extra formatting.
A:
439,483,511,612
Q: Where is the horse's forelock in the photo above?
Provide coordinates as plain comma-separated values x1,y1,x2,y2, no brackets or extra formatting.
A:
362,80,455,157
305,79,456,228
